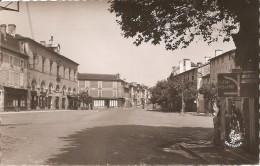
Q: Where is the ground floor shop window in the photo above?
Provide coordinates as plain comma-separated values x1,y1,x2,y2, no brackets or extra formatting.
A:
109,100,118,107
4,87,27,111
94,100,104,107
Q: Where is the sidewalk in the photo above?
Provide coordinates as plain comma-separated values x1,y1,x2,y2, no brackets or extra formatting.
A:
179,140,259,165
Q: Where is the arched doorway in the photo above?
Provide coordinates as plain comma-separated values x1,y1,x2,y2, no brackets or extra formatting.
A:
39,81,47,109
55,84,60,109
62,85,66,109
47,83,53,109
31,79,38,109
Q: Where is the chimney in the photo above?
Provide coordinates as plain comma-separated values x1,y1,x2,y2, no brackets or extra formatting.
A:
40,41,46,46
204,57,211,63
8,24,16,37
0,24,7,35
197,62,202,67
215,50,223,57
116,73,120,79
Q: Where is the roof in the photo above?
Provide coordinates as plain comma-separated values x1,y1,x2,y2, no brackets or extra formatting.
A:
209,49,235,61
15,34,79,65
191,62,197,67
78,73,123,81
0,33,28,58
197,62,210,69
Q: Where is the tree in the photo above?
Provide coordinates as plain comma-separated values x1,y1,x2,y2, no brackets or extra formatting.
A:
77,91,93,109
150,79,197,112
150,80,172,111
109,0,258,70
198,84,217,113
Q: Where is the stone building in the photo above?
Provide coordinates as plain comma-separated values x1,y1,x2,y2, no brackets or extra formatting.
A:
196,63,210,113
0,24,28,111
209,49,239,85
77,73,124,108
16,33,79,110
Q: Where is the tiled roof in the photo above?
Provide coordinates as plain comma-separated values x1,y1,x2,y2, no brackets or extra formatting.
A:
0,33,27,57
78,73,122,81
15,34,79,65
209,49,235,61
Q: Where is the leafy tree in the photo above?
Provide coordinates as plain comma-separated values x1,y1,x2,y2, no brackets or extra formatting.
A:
150,79,197,112
199,84,217,101
77,91,93,109
198,84,217,113
109,0,258,70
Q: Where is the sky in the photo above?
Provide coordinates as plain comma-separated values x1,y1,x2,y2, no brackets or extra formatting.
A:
0,1,235,87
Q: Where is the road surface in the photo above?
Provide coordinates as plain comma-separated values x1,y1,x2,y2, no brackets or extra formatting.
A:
0,108,214,165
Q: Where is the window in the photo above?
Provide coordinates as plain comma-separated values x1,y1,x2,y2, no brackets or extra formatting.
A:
9,56,13,66
20,59,24,68
42,58,45,73
192,75,194,80
63,67,66,78
85,81,90,88
113,82,117,89
69,69,71,80
98,90,102,97
57,65,60,76
33,55,37,69
50,61,53,74
98,81,102,88
74,70,76,81
113,90,117,97
0,52,3,64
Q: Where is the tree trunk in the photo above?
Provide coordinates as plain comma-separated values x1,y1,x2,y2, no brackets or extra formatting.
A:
231,0,259,71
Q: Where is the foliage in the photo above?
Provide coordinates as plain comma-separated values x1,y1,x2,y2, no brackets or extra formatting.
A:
198,84,217,101
150,78,197,112
109,0,258,70
77,91,92,105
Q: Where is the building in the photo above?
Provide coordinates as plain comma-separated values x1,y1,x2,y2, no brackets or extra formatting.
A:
0,24,28,111
16,32,79,110
209,49,239,85
178,58,197,74
78,73,124,108
168,68,198,112
129,82,137,107
122,80,131,107
196,63,210,113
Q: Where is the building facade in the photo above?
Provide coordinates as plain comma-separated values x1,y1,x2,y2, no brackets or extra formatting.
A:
0,24,28,111
78,73,124,108
196,63,210,113
209,49,238,85
16,33,79,110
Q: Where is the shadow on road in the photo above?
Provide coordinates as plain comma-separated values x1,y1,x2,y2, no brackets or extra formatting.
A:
46,125,213,165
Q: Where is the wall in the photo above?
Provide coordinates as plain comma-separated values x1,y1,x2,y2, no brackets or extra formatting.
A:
210,51,238,85
19,38,78,110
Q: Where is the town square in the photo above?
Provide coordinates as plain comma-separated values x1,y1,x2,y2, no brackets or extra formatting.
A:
0,1,259,165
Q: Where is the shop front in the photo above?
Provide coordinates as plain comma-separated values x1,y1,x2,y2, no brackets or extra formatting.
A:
4,87,27,111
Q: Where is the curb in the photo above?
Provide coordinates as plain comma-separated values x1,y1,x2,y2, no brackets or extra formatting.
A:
178,144,213,164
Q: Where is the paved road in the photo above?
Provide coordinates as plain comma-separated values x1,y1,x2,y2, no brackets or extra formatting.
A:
0,108,214,165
